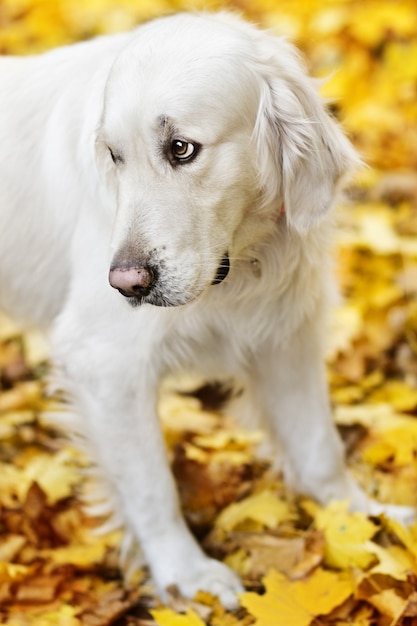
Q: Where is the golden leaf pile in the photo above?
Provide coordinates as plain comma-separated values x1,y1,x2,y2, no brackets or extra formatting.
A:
1,1,417,624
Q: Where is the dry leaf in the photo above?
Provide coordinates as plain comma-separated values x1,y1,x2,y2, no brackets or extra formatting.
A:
151,608,206,626
215,490,292,532
240,568,353,626
313,501,378,569
366,541,417,580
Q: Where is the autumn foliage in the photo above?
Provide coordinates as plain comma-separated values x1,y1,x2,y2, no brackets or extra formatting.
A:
1,1,417,625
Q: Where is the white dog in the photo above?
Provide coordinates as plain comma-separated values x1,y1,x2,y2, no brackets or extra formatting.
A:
0,11,410,608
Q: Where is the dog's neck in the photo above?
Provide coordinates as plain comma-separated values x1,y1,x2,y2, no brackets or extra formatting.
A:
249,204,285,278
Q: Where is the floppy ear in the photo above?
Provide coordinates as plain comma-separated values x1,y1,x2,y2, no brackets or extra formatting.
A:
253,34,359,232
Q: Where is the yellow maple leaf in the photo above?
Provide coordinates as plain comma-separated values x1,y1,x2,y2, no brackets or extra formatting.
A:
314,501,378,569
365,541,417,580
240,568,353,626
215,490,293,531
151,608,205,626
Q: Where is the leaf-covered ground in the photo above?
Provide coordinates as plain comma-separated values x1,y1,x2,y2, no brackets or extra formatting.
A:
1,1,417,624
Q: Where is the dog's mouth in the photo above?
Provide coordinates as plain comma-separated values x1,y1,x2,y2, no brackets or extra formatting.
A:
109,252,230,308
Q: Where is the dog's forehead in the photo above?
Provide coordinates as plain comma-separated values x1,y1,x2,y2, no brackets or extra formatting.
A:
122,12,257,65
104,14,261,121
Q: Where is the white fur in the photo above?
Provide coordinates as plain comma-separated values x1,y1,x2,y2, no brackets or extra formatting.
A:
0,12,412,608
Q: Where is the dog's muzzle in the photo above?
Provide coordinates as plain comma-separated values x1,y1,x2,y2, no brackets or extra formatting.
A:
212,253,230,285
109,253,230,306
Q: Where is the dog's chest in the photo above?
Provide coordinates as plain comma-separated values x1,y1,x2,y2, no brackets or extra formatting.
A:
166,289,282,380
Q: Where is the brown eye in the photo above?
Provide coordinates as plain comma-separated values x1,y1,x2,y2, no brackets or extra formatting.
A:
171,139,196,161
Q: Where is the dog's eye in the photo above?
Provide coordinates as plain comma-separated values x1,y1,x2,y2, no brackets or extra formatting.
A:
171,140,196,162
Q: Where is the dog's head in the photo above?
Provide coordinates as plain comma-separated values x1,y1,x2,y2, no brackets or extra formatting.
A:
96,12,358,307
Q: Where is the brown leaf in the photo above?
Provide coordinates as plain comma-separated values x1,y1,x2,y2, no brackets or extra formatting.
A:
3,482,69,549
241,534,306,580
402,591,417,619
80,587,142,626
14,573,66,604
172,443,262,532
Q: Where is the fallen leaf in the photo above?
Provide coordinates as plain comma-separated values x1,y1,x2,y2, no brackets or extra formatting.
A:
366,541,417,580
151,608,206,626
313,501,378,569
0,562,30,583
193,429,263,451
15,573,66,604
40,542,107,568
0,534,26,562
215,490,293,531
367,588,407,621
240,568,353,626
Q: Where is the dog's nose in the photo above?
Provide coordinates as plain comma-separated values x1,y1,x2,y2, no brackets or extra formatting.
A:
109,265,156,298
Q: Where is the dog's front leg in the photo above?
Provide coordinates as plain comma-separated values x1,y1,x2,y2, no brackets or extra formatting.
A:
51,316,242,607
250,308,415,523
250,308,371,509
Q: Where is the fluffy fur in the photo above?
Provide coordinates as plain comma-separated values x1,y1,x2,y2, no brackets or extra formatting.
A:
0,12,412,608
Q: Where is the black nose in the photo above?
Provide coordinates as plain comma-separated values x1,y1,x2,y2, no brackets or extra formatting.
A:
109,265,156,298
212,253,230,285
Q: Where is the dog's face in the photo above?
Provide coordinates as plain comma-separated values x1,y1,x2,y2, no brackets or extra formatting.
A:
96,13,357,307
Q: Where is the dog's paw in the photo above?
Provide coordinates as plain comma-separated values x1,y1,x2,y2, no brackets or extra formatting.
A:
347,480,416,525
158,557,244,609
344,475,416,525
182,558,244,609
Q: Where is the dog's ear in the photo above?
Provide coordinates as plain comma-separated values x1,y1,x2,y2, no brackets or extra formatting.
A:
253,35,359,232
